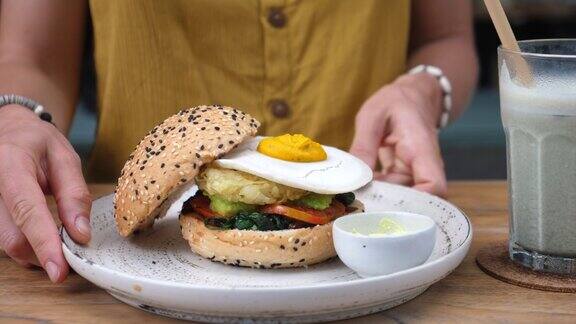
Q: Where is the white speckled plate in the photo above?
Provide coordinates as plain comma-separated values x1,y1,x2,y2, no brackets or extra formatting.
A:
62,181,471,323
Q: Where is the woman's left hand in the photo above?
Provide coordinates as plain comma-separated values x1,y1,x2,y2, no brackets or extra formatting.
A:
349,73,447,197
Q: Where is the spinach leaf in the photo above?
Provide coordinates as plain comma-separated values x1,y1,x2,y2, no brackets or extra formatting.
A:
205,212,293,231
335,192,355,206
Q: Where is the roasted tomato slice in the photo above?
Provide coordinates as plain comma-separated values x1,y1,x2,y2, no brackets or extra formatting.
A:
261,201,346,225
188,193,219,218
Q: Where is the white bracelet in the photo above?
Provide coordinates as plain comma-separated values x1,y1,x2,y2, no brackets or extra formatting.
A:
408,65,453,129
0,94,53,123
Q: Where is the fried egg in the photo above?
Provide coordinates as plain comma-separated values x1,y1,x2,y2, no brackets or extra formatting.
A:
213,136,373,194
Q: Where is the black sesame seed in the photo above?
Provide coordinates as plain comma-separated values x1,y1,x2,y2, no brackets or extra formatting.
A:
151,180,156,184
299,258,305,263
293,247,298,252
280,245,285,249
236,130,241,135
195,153,201,158
139,166,145,170
294,239,300,244
135,190,139,195
160,145,166,150
200,145,205,150
182,133,186,137
215,126,220,131
161,163,165,168
218,144,223,149
228,140,234,144
129,172,133,176
123,216,127,221
157,195,161,200
144,185,148,190
175,164,180,168
301,242,306,246
180,178,186,182
201,127,206,130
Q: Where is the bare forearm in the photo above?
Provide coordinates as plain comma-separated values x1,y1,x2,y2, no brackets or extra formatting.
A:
407,35,478,120
0,0,87,134
0,62,77,133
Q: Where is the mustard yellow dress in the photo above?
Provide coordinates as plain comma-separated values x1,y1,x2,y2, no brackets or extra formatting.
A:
88,0,411,181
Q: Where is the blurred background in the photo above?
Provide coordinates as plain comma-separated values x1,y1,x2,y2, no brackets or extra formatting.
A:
69,0,576,180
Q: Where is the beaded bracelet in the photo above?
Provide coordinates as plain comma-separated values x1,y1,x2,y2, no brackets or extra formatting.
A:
0,94,53,123
408,65,453,129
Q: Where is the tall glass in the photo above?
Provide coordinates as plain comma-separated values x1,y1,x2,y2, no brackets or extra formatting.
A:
500,39,576,274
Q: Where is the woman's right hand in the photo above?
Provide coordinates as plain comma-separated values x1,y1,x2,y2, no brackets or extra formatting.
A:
0,105,91,282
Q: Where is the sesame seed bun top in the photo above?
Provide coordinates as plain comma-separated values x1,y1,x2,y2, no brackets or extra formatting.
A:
113,105,260,236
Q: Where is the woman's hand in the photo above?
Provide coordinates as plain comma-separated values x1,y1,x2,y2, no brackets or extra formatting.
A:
350,73,447,197
0,105,91,282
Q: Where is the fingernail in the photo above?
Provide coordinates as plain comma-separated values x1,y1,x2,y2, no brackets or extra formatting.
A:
45,261,60,282
75,216,91,237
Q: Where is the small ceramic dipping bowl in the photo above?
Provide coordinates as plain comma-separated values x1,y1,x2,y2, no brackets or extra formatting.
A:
333,211,437,277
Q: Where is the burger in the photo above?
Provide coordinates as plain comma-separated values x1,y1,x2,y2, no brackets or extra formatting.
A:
114,105,372,268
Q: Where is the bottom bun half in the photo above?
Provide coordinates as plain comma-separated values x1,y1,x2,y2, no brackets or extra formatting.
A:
179,200,364,269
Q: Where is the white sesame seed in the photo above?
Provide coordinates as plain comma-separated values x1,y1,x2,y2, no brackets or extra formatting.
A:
255,249,262,253
288,237,294,242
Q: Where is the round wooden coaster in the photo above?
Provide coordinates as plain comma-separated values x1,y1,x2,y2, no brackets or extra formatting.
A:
476,241,576,293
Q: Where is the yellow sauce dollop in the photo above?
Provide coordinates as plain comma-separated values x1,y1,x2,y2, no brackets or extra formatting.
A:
257,134,327,162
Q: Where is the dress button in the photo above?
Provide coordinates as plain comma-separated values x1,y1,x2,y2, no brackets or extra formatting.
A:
267,7,287,28
269,99,290,118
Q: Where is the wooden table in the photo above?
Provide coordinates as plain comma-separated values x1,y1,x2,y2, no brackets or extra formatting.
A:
1,181,575,323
